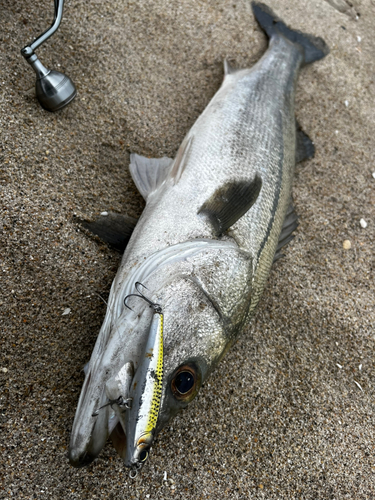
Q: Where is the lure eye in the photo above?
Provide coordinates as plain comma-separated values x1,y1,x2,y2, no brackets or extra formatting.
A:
171,363,200,402
139,449,148,462
175,371,195,394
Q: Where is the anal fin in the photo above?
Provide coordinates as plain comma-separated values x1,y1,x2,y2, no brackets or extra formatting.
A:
273,203,298,262
198,176,262,236
76,212,138,252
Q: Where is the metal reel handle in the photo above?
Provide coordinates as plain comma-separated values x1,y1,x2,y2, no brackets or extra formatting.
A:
21,0,65,59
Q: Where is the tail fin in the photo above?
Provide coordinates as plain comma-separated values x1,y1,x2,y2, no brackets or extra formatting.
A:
252,2,329,65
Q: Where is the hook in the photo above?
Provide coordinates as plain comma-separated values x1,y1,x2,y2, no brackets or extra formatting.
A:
124,282,162,314
92,395,132,417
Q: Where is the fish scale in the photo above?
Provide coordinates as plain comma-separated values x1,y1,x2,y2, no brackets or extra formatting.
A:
128,41,298,260
69,2,329,469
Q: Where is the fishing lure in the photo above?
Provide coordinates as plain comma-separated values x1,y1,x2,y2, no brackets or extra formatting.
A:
124,283,164,476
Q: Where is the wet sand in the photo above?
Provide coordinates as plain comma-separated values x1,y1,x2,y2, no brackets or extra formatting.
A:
1,0,375,498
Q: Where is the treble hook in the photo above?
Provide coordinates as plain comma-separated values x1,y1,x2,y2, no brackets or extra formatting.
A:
92,395,132,417
124,282,162,314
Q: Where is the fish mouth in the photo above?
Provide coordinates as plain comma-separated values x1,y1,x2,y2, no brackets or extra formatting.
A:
69,403,131,468
69,449,97,468
69,390,156,469
70,275,168,469
109,420,128,460
69,399,120,467
69,358,136,468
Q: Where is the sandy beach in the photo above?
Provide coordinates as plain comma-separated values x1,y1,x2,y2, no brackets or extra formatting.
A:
1,0,375,498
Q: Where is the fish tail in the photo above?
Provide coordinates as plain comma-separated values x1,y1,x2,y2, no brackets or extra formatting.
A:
252,2,329,65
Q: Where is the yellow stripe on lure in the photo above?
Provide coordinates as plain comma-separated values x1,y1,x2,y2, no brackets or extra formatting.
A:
145,313,163,434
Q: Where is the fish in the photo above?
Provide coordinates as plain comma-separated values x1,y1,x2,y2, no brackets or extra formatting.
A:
69,2,329,471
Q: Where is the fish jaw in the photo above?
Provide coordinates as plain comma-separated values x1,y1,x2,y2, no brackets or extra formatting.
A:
104,362,134,460
69,307,154,467
69,399,114,467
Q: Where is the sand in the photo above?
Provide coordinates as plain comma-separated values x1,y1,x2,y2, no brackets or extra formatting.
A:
1,0,374,498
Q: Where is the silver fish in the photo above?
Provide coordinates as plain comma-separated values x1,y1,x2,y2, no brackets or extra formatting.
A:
69,2,328,469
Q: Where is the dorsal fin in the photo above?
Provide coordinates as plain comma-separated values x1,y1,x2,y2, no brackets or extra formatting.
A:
198,176,262,236
224,59,237,76
129,154,173,201
273,203,298,262
170,135,193,184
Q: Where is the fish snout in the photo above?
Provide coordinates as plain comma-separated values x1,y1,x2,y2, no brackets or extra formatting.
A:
69,390,113,468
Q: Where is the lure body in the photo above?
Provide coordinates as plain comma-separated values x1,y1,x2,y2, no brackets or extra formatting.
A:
125,310,163,466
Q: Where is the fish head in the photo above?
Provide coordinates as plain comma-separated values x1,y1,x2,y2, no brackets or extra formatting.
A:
120,275,227,468
69,243,252,468
152,243,253,435
154,276,230,433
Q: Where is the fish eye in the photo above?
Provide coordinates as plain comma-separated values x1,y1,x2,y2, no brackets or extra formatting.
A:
171,363,200,402
139,449,148,462
175,371,195,394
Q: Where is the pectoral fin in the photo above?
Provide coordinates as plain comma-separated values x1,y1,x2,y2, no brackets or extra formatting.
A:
198,176,262,236
77,212,138,252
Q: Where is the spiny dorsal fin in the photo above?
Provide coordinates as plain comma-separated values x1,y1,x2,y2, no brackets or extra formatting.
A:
170,135,193,184
77,212,138,252
224,59,237,76
273,203,298,262
296,123,315,163
129,154,174,201
198,176,262,236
